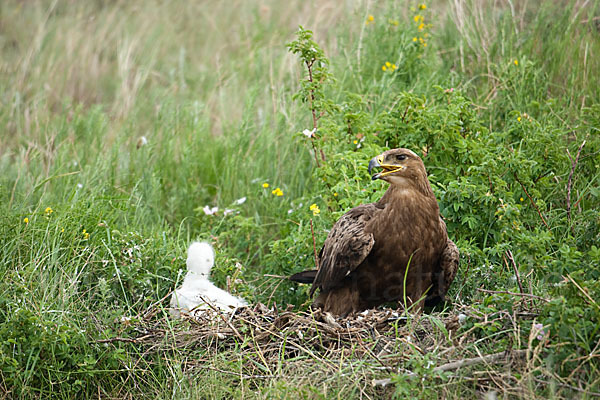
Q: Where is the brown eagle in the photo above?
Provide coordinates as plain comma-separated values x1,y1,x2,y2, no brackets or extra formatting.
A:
290,148,459,316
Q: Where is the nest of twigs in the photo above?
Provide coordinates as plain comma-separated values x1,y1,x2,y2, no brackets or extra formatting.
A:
137,303,459,366
128,302,525,380
118,297,567,398
108,293,591,398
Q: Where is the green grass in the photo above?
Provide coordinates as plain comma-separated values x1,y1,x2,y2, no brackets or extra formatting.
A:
1,0,600,398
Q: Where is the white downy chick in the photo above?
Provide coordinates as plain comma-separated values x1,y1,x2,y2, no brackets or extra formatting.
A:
170,242,247,317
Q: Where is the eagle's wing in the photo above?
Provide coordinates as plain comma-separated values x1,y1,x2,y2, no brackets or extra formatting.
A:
426,217,459,305
310,204,378,296
437,237,459,297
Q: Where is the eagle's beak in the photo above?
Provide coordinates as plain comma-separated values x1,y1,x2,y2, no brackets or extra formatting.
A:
368,155,383,180
369,154,403,180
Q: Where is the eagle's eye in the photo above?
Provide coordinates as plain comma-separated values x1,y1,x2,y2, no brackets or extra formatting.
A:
396,154,407,161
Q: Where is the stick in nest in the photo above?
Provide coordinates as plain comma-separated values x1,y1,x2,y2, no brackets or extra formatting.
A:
372,349,527,387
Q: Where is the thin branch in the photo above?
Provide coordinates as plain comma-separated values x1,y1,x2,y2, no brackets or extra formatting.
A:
564,274,600,310
305,59,321,167
434,349,527,372
310,219,319,271
477,288,550,303
513,172,549,229
533,377,600,397
373,349,528,386
95,337,138,344
504,250,525,296
262,274,288,279
196,295,247,343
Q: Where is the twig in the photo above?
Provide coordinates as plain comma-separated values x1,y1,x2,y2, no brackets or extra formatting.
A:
564,274,600,310
310,219,319,270
197,295,247,343
263,274,288,279
504,250,525,296
266,276,285,308
533,376,600,397
513,172,549,229
95,337,138,344
401,105,409,123
436,349,527,372
373,349,528,386
566,140,586,224
305,59,322,167
476,288,550,303
234,312,337,370
141,290,173,320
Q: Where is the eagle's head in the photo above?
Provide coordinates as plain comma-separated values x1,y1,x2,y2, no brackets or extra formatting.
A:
368,148,428,188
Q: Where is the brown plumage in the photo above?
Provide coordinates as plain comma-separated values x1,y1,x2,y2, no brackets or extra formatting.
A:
290,148,459,316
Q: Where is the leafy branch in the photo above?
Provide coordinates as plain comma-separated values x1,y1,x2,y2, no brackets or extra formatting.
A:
287,26,335,167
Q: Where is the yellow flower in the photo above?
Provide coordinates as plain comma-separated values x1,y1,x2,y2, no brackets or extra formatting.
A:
382,65,387,71
520,197,524,202
333,193,338,197
514,59,519,66
82,229,89,240
418,23,425,31
419,4,427,10
309,203,320,216
385,61,391,68
272,188,283,196
419,37,425,43
353,140,358,144
23,217,29,224
391,64,397,70
517,116,521,122
413,15,423,23
262,182,269,188
413,37,417,42
44,207,53,215
423,42,427,47
366,14,374,25
61,228,65,233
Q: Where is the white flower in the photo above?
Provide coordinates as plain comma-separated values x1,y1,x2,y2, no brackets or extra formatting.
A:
77,183,83,189
458,313,467,325
223,208,235,216
137,136,148,148
203,206,219,215
287,209,293,214
302,128,316,138
234,197,247,205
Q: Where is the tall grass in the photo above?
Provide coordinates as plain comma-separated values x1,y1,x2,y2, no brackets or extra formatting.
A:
1,0,599,397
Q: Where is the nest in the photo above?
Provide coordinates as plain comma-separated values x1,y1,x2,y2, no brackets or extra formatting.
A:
131,303,467,374
104,292,582,397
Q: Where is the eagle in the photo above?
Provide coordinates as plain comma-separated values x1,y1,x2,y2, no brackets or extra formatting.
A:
290,148,459,316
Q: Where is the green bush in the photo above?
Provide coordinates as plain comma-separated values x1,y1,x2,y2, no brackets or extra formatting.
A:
1,1,599,397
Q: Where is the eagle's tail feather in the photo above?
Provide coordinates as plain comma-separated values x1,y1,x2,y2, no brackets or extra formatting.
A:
289,269,318,284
